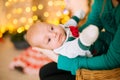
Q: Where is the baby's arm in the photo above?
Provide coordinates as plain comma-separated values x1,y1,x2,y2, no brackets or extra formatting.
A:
79,25,99,46
64,10,85,27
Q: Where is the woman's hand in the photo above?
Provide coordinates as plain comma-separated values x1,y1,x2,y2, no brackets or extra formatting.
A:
32,47,58,63
64,0,90,15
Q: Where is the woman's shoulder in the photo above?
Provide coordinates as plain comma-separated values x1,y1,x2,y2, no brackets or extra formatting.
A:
92,0,104,11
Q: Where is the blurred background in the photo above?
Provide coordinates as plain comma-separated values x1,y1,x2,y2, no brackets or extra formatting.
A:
0,0,70,80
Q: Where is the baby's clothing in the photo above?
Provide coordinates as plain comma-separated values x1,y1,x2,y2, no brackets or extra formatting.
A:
53,10,93,58
54,25,92,58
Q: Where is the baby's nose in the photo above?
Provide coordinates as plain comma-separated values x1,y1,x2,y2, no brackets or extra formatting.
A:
52,32,56,37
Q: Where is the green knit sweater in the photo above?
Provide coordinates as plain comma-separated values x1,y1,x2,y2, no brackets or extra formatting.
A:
58,0,120,75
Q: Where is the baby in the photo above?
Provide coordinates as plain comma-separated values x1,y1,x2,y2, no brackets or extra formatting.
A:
26,10,99,58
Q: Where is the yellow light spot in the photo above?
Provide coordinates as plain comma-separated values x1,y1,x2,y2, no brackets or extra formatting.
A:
17,27,25,33
44,12,49,17
13,19,18,24
17,8,22,14
0,27,6,33
32,6,37,12
5,2,10,7
7,24,15,33
24,24,30,30
25,7,31,13
38,4,43,10
64,15,70,21
48,1,53,6
32,15,38,21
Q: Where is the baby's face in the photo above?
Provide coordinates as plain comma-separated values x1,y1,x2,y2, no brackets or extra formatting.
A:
34,23,66,50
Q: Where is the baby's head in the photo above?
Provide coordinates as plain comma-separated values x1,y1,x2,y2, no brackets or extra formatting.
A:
26,22,66,50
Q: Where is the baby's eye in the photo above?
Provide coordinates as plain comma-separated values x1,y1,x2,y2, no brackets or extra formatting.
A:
48,38,51,43
51,26,54,30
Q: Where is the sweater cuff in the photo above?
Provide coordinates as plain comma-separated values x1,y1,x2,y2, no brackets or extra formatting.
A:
58,55,73,71
58,55,88,75
71,16,80,23
78,39,90,50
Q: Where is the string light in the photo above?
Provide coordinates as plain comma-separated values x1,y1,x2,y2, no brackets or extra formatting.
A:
32,6,37,12
44,12,49,17
48,1,53,6
25,7,31,13
13,19,18,24
0,0,69,37
24,24,30,30
32,15,38,21
38,4,43,10
17,26,25,33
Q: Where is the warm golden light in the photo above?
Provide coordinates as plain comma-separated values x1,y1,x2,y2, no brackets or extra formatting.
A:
25,7,31,13
24,24,30,30
44,12,49,17
7,24,16,33
61,15,70,24
32,6,37,12
0,27,6,34
48,1,53,6
32,15,38,21
5,2,10,7
17,8,22,14
38,4,43,10
28,18,33,23
13,19,18,24
0,0,67,38
17,26,25,33
0,33,3,38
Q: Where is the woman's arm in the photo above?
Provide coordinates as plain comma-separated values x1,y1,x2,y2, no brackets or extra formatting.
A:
32,47,58,63
57,0,120,75
57,23,120,75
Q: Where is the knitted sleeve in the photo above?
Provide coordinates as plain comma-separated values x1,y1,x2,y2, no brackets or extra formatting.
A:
64,10,85,27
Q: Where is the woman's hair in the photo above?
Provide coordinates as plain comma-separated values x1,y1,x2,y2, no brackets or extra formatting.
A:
100,0,106,17
100,0,120,17
117,0,120,3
